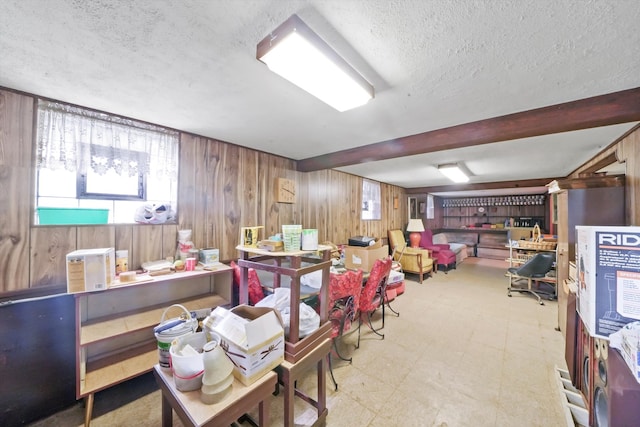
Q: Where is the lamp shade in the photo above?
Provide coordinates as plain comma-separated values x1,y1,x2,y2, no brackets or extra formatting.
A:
257,14,374,112
406,219,425,232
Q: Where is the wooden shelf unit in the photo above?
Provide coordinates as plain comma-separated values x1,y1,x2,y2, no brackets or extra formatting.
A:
442,202,547,230
74,266,233,426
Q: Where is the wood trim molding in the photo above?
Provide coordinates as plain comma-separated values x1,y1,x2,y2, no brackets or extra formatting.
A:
405,178,559,195
547,174,625,192
297,87,640,172
577,152,619,177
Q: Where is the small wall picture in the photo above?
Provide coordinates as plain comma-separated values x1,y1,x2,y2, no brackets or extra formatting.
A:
408,197,418,220
419,202,426,214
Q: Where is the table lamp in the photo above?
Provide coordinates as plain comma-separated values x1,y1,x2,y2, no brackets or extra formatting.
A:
407,219,425,248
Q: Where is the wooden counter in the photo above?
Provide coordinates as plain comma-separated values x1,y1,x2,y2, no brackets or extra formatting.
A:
437,228,534,260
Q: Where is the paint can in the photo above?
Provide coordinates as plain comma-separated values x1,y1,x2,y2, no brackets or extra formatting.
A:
154,304,197,372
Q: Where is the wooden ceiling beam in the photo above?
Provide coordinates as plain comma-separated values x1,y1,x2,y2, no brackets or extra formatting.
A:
405,178,558,195
297,86,640,172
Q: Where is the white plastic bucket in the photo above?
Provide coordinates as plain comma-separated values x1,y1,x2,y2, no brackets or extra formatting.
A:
169,332,207,391
154,304,197,372
301,229,318,250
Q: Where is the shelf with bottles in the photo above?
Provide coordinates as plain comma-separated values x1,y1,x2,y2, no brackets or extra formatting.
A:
442,194,546,207
443,216,545,229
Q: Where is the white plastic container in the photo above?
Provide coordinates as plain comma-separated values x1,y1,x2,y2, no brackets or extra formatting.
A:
169,332,207,391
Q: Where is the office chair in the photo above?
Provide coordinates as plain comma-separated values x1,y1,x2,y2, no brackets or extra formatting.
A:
507,252,556,305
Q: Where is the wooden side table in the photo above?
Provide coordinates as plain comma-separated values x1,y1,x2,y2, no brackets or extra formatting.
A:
276,338,331,427
153,364,277,427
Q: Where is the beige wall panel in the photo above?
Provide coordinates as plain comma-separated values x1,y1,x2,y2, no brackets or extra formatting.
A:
133,225,164,266
162,223,179,261
0,90,33,292
30,227,76,288
260,152,296,238
114,224,133,257
239,146,260,228
296,170,311,232
187,135,210,249
77,226,115,250
177,133,197,234
220,143,242,259
307,170,330,241
201,137,222,249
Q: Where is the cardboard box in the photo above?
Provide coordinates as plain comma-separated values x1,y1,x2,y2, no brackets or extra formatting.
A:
209,305,284,386
619,322,640,383
344,241,389,272
576,226,640,339
388,270,405,285
66,248,115,293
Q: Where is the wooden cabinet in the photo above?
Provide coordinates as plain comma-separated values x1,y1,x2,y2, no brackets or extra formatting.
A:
74,267,232,426
553,180,625,334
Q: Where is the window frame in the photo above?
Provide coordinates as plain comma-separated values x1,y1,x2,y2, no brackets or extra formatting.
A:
76,169,147,201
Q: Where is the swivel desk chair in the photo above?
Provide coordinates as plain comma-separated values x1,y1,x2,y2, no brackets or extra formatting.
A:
507,252,556,305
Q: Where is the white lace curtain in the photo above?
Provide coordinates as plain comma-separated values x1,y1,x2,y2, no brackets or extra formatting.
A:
36,100,179,179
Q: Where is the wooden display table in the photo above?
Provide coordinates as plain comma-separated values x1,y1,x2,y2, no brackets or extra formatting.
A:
236,244,332,362
236,245,332,427
153,364,277,427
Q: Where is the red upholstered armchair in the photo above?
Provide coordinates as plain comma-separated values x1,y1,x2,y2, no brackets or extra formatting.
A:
419,229,451,252
419,230,457,273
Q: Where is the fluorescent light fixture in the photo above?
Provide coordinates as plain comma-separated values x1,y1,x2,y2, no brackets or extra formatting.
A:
438,163,470,183
257,14,374,112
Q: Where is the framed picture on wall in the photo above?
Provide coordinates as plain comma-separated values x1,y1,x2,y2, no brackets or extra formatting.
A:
408,197,418,220
419,202,425,214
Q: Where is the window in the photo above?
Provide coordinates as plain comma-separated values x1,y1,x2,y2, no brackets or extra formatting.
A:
35,101,179,224
426,194,435,219
361,179,381,220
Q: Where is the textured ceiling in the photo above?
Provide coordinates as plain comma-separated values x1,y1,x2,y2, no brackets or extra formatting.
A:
1,0,639,194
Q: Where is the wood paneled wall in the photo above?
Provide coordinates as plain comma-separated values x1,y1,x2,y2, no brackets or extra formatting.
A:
0,88,407,295
0,91,33,292
569,125,640,225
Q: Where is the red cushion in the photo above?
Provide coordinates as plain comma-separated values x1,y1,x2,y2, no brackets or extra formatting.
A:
359,257,392,313
328,270,362,338
230,261,265,305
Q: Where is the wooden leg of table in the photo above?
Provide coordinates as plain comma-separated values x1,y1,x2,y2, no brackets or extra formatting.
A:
258,397,270,427
283,369,294,427
84,393,94,427
317,357,327,416
161,391,173,427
